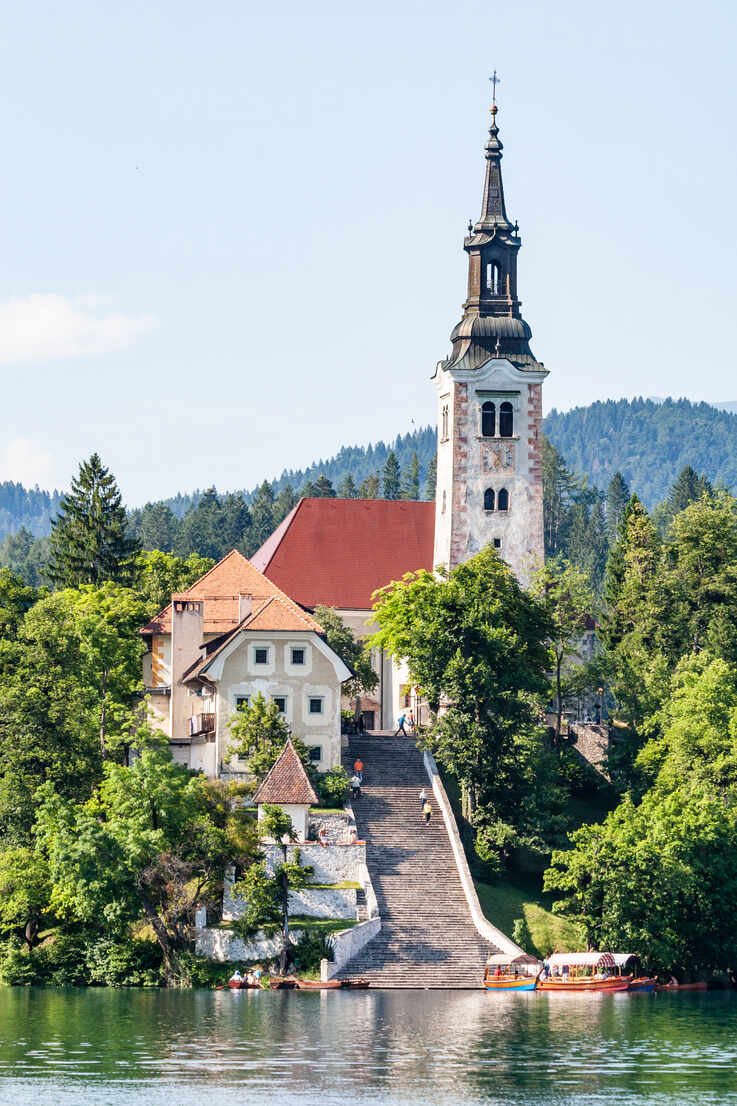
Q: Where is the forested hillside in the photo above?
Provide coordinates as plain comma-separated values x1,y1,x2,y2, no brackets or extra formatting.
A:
0,483,63,540
544,397,737,507
153,426,437,520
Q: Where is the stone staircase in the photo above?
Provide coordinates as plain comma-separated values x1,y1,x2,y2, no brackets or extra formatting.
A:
337,734,499,988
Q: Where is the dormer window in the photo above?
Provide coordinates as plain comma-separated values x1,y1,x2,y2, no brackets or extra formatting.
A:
481,401,495,438
499,401,514,438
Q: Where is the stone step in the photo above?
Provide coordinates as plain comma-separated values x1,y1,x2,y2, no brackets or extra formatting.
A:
335,736,500,988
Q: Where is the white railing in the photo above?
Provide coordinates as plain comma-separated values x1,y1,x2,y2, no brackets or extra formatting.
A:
423,749,525,959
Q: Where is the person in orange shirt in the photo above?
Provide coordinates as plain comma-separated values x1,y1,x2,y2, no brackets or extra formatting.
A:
353,758,364,782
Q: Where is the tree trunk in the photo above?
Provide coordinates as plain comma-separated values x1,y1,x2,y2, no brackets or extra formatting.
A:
100,667,109,761
138,885,177,980
279,842,289,975
555,652,563,744
24,919,38,949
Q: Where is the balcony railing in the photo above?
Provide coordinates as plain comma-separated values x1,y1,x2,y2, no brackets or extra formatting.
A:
189,713,215,737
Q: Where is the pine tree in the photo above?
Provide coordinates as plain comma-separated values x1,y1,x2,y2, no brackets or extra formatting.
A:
47,454,139,587
382,452,401,500
667,466,712,517
249,481,276,550
401,451,420,500
177,488,224,560
359,472,381,499
425,453,437,500
134,501,180,552
274,484,298,520
542,438,579,557
337,473,357,499
606,472,630,541
312,475,336,498
600,494,654,654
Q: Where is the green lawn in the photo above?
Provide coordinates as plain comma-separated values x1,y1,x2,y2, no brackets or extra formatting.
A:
310,807,346,816
475,875,584,958
288,916,358,934
309,881,361,890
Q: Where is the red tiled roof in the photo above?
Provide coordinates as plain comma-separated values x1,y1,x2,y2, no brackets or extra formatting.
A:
141,550,322,636
251,498,436,610
253,740,318,806
180,595,327,683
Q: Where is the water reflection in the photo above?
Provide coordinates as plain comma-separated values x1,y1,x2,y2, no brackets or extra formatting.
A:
0,988,736,1105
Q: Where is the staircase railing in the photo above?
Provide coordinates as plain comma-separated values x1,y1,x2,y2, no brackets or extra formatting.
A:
423,749,525,959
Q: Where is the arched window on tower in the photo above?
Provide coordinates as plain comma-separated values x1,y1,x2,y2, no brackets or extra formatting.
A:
441,404,449,441
442,490,447,514
498,488,509,511
499,401,514,438
481,401,495,437
484,488,495,512
485,261,502,295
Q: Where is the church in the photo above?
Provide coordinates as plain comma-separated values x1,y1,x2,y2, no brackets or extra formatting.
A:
141,96,548,768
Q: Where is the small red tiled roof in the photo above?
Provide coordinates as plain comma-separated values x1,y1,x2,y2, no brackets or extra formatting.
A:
251,498,436,610
141,550,322,636
253,740,318,806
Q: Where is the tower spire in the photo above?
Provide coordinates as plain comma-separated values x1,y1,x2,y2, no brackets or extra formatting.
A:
441,82,542,371
475,74,512,232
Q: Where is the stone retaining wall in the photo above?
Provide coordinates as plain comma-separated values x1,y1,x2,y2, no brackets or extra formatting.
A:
320,918,382,981
568,723,610,777
195,927,299,962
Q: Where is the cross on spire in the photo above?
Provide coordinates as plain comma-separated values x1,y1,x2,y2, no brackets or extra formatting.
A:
489,69,500,108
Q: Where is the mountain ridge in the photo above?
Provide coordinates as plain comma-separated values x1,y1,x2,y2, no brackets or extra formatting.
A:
3,396,737,541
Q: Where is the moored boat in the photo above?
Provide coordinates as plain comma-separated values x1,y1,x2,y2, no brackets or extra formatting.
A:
296,978,342,990
628,977,657,992
654,980,707,992
483,953,540,991
536,952,631,992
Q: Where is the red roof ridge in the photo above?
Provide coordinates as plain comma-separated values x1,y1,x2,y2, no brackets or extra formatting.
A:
241,593,323,633
250,500,303,573
252,739,318,806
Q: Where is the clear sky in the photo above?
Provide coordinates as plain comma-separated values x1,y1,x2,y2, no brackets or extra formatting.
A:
1,0,735,503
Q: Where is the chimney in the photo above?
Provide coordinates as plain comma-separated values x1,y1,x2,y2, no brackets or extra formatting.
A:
170,597,204,741
238,594,253,622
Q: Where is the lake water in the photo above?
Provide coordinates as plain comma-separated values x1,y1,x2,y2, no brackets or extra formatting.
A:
0,988,736,1105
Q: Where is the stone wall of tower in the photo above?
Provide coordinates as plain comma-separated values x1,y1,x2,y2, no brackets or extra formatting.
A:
433,358,546,587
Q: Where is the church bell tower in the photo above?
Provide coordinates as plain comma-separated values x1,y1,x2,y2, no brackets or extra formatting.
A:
432,84,548,586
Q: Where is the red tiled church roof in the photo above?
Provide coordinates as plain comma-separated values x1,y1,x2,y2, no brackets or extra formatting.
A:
251,498,436,610
253,740,318,806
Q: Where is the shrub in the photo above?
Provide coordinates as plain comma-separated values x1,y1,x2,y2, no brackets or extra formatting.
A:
85,936,163,987
290,930,335,974
0,938,39,985
41,933,92,986
315,767,350,808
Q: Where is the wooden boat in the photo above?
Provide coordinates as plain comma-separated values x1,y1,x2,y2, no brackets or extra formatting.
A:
269,976,298,990
295,978,342,990
483,953,540,991
628,977,657,992
654,980,707,992
537,952,631,992
340,979,370,989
